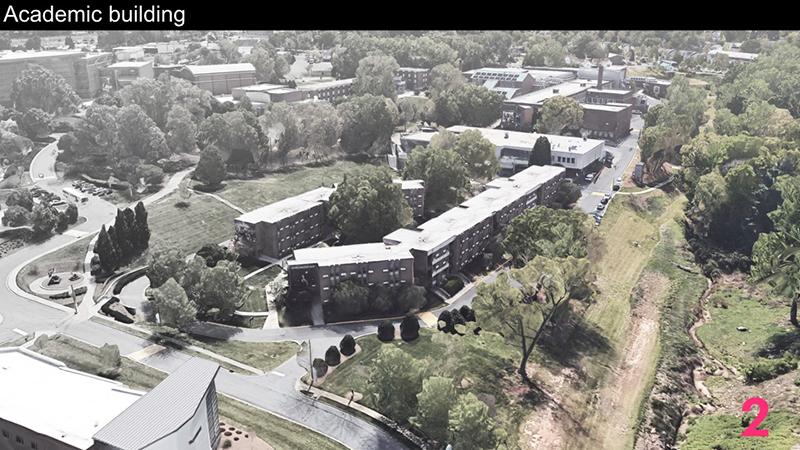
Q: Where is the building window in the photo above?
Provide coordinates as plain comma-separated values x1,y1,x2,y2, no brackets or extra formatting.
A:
16,437,23,445
2,430,7,439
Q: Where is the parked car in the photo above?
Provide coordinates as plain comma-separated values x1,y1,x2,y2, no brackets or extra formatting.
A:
601,194,612,204
584,173,597,182
596,203,605,211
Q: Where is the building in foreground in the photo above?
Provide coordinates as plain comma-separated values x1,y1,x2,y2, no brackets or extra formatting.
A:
179,63,257,95
0,348,220,450
287,243,415,303
580,103,633,141
384,164,565,286
234,187,335,261
401,125,605,175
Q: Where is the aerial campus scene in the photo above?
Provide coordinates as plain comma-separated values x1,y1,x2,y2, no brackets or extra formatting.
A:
0,28,798,450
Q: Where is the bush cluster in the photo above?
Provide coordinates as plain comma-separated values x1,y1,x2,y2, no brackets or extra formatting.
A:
744,356,797,384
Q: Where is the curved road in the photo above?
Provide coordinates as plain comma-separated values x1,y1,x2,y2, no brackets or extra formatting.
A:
0,141,408,450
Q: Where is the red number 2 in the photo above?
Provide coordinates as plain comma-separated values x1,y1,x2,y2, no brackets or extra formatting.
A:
741,397,769,437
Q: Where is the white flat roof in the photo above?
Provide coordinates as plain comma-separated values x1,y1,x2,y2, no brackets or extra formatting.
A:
504,79,597,105
586,88,631,95
446,126,604,155
108,61,152,68
394,179,424,190
185,63,255,75
0,348,142,450
0,50,84,61
290,243,413,267
235,83,287,92
236,187,334,224
581,103,630,112
297,78,355,90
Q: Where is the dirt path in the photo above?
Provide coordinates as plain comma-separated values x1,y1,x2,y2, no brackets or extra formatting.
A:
592,272,668,449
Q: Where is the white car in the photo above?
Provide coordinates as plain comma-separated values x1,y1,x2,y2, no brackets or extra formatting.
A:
584,173,596,182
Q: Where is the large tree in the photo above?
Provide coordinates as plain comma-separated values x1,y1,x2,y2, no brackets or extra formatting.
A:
165,105,197,153
151,278,197,330
327,166,412,243
293,102,342,151
353,54,401,99
472,256,594,384
502,207,588,265
114,105,170,164
195,261,246,319
330,280,371,318
146,247,185,289
195,144,227,188
11,64,80,115
434,84,503,127
337,94,397,155
537,96,584,135
403,145,470,215
448,393,496,450
133,201,150,251
529,136,552,166
410,377,456,443
30,204,58,236
17,108,51,139
94,225,119,275
523,38,567,67
451,130,498,180
367,346,423,423
429,63,466,99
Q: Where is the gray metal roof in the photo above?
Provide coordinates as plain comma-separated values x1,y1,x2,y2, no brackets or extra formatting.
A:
93,358,220,450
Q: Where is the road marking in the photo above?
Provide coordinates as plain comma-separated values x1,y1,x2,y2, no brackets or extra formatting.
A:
63,229,89,238
591,191,606,196
418,312,438,327
12,328,28,336
270,371,285,377
125,344,166,362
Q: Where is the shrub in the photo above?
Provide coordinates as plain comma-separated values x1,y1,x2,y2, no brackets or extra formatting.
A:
325,345,341,366
459,305,476,322
2,205,29,227
377,321,395,342
438,310,453,333
400,316,420,341
312,358,328,378
450,309,466,335
744,356,797,384
370,285,394,313
443,277,464,296
340,334,356,356
397,284,427,313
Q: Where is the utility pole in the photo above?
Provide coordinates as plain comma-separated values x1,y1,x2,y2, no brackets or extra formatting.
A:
69,284,78,314
307,339,313,393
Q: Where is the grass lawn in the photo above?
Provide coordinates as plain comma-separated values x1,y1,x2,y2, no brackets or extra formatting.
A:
697,288,788,371
681,411,800,450
189,336,299,372
321,328,529,444
216,161,364,212
31,333,343,450
16,235,93,298
146,186,240,256
243,265,282,289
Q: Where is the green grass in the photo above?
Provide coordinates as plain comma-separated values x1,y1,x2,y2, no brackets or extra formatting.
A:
217,396,347,450
146,188,240,256
216,161,364,211
31,333,343,450
189,336,299,372
681,411,800,450
243,265,281,289
16,235,93,299
321,328,527,445
697,288,787,371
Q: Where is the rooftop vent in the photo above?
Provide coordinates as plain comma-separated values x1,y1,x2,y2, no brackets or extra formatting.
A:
553,88,559,94
504,132,509,139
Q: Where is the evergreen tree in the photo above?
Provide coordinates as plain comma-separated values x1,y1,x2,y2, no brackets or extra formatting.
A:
122,207,136,256
107,224,121,268
94,225,118,275
529,136,552,166
134,201,150,250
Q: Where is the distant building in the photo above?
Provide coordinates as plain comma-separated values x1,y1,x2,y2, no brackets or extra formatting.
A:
0,348,220,450
465,67,538,99
297,78,354,102
231,83,288,104
107,60,154,88
500,79,609,131
234,187,335,261
74,52,114,98
394,179,425,217
585,88,634,105
708,48,759,63
112,46,145,62
628,77,671,99
287,243,415,303
307,62,333,78
577,65,627,89
401,125,605,175
396,67,430,91
179,63,257,95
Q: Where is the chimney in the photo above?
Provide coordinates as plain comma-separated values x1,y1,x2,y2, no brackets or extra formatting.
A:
597,65,604,90
504,132,509,139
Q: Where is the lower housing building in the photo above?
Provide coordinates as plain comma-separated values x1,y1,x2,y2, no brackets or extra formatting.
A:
0,348,220,450
234,187,335,261
287,243,415,303
396,67,430,91
179,63,257,95
394,179,425,217
580,102,633,141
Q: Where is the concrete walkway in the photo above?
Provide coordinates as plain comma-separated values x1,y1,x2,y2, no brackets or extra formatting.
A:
188,187,245,213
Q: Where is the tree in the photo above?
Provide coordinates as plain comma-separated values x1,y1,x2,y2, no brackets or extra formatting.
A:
327,166,412,243
243,46,289,83
537,96,584,135
377,321,396,342
448,393,496,450
740,39,762,53
260,103,299,164
330,280,371,318
165,105,197,153
18,108,51,139
97,344,122,379
367,346,423,422
410,376,456,442
429,63,465,99
64,203,78,224
397,97,434,126
529,136,552,166
199,111,263,169
195,243,237,267
133,201,150,251
325,346,342,366
338,335,357,357
114,105,170,163
502,207,588,265
195,145,227,188
400,316,421,341
293,102,342,151
451,130,498,180
434,84,503,127
472,256,594,384
24,36,41,50
437,310,454,333
397,285,427,313
65,36,75,49
337,94,397,155
2,205,29,227
523,38,566,67
403,145,470,215
146,247,185,289
30,204,58,236
94,225,119,275
196,261,246,319
353,54,401,99
312,358,329,378
151,278,197,330
548,179,582,209
6,188,33,211
11,64,80,114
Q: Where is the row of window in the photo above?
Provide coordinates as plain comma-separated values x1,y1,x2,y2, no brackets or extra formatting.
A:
556,156,576,164
1,430,38,449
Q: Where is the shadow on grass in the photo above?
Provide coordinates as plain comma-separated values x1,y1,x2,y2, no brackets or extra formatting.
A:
757,329,800,359
537,307,613,371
